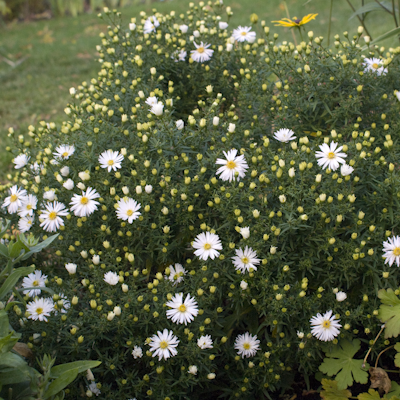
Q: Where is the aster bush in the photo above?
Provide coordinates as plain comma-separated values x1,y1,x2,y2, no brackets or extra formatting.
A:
2,1,400,398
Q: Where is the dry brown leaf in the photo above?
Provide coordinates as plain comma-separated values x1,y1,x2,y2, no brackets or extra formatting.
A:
13,342,33,359
369,367,391,394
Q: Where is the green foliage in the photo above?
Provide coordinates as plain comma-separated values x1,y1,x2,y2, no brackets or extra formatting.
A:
357,389,382,400
320,379,351,400
378,289,400,338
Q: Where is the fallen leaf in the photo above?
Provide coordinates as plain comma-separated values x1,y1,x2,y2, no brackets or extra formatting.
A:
12,342,33,358
369,367,391,394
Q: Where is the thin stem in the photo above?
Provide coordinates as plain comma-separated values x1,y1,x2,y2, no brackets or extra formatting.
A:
362,324,386,368
346,0,374,40
375,345,395,368
374,0,392,13
283,1,297,46
393,0,399,26
327,0,333,46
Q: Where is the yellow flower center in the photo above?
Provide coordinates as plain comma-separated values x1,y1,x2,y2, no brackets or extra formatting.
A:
322,320,331,329
197,47,204,54
241,31,247,36
241,257,249,264
178,304,187,312
372,63,379,69
32,280,39,286
204,243,211,250
393,247,400,256
159,340,168,349
80,197,88,205
36,307,43,315
226,160,237,170
48,211,57,220
327,151,335,159
108,160,114,165
10,194,18,202
243,343,250,350
62,151,69,157
126,209,133,216
26,204,32,210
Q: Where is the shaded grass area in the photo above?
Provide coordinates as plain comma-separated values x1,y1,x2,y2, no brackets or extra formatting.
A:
0,0,397,178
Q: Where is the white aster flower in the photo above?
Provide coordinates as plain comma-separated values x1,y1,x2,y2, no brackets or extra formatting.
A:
145,96,158,106
39,201,69,232
65,263,77,274
197,334,213,349
240,280,248,290
273,128,296,143
234,332,260,358
340,164,354,176
383,235,400,267
310,310,341,341
115,197,141,223
336,291,347,302
215,149,248,182
132,346,143,359
145,184,153,194
240,227,250,239
297,331,304,339
129,22,136,31
193,29,200,37
396,91,400,102
76,182,85,190
167,263,187,285
192,232,222,261
176,119,184,130
191,41,214,62
232,246,260,273
104,271,119,285
87,382,101,396
315,141,347,171
98,149,124,172
54,293,70,314
148,329,179,361
18,194,37,217
172,48,187,62
179,24,188,33
92,255,100,265
3,185,27,214
22,270,47,297
69,187,100,217
219,21,228,29
43,190,56,201
13,154,30,169
207,373,216,379
53,144,75,160
232,26,256,42
60,166,70,176
188,365,198,375
143,16,160,34
166,293,198,325
363,57,388,76
26,297,54,322
18,215,34,233
150,103,164,116
63,179,74,190
78,171,90,181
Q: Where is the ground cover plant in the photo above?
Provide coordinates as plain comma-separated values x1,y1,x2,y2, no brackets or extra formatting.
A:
2,1,400,399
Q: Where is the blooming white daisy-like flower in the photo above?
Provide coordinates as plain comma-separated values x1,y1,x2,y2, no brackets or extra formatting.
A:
363,57,388,76
166,293,198,325
310,310,341,341
273,128,296,143
383,235,400,267
192,232,223,261
191,41,214,62
104,271,119,285
172,49,187,62
340,164,354,176
315,141,347,171
145,96,158,106
22,270,47,297
132,346,143,359
63,179,74,190
18,194,37,217
39,201,69,232
43,190,56,201
115,197,141,223
13,154,30,169
69,187,100,217
98,149,124,172
234,332,260,358
65,263,77,274
148,329,179,361
3,185,27,214
179,24,188,33
150,103,164,116
54,293,70,314
232,26,256,42
232,246,260,273
336,291,347,302
197,334,213,349
188,365,198,375
143,15,160,34
18,215,34,233
26,297,54,321
87,382,101,396
167,263,187,285
216,149,248,182
53,144,75,160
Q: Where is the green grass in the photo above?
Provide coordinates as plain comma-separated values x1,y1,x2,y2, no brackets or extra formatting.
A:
0,0,398,178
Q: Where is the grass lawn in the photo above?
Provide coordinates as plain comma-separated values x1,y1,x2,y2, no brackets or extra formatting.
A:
0,0,398,179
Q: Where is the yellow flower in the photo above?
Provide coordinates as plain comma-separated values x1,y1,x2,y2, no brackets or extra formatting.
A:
272,13,318,28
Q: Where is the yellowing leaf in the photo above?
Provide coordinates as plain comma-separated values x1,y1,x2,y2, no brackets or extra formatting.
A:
378,289,400,338
320,379,351,400
319,339,369,390
358,389,382,400
394,343,400,368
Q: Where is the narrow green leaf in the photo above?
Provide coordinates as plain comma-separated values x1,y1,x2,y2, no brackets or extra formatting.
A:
0,310,9,337
349,1,396,20
0,352,26,368
43,368,79,399
361,26,400,50
21,233,59,260
50,360,101,379
0,266,35,301
0,332,19,354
